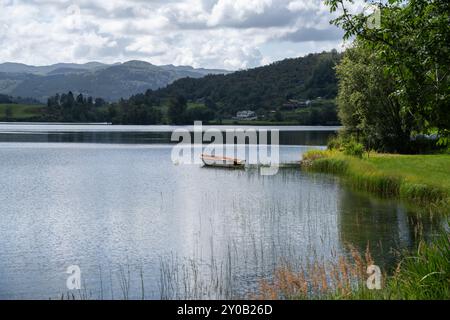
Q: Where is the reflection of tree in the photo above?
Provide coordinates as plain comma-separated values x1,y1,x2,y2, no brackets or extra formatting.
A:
279,131,335,146
337,188,418,269
33,131,175,144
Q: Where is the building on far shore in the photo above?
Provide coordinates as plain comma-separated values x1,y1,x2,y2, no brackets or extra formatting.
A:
281,99,312,110
233,110,258,120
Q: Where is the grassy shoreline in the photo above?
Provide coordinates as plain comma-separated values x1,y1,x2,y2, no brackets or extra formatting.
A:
301,151,450,209
287,150,450,299
0,103,44,121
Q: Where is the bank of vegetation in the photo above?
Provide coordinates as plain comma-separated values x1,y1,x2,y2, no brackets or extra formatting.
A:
302,150,449,208
257,231,449,300
325,0,449,153
0,103,44,121
299,0,449,205
0,94,44,121
289,0,450,300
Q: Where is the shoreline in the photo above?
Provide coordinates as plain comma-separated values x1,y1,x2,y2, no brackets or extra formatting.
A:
300,151,450,210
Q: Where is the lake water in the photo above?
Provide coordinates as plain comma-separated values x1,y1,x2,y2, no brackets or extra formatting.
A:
0,123,339,146
0,124,443,299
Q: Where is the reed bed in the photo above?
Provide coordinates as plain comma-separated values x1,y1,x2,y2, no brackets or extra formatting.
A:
57,224,448,300
253,245,375,300
254,230,449,300
61,229,448,300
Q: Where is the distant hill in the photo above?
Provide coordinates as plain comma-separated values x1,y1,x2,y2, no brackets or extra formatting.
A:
143,51,341,116
0,93,13,103
0,61,229,102
0,61,108,75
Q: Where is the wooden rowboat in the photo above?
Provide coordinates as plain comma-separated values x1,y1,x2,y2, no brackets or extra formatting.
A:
200,154,246,168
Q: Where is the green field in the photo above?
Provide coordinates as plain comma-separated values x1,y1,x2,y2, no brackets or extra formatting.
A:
0,103,44,120
364,154,450,192
303,151,450,205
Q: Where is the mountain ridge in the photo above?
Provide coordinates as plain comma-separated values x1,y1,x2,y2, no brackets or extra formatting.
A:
0,61,230,102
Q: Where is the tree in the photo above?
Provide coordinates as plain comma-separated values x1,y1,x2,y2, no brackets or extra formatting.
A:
185,105,215,123
325,0,450,145
44,92,110,122
274,110,284,122
0,94,12,104
65,91,75,108
95,98,106,107
308,108,321,126
76,93,85,105
167,95,187,124
4,106,12,120
336,42,414,152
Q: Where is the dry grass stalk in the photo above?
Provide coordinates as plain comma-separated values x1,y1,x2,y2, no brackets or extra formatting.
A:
255,245,377,299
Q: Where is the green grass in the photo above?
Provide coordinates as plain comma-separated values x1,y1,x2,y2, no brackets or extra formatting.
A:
257,227,450,300
302,151,450,206
386,233,450,299
344,232,450,300
0,103,44,120
367,154,450,192
296,150,450,299
333,232,450,300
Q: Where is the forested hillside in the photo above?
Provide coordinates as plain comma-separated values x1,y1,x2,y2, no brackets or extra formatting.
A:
140,51,341,117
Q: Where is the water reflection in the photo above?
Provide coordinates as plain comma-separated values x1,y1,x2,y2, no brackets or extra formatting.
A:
337,185,441,269
0,130,335,145
0,123,338,146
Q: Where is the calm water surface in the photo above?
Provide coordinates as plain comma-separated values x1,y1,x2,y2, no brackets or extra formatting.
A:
0,123,339,145
0,124,442,299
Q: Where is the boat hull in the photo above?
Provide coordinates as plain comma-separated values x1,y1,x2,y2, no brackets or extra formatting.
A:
201,154,246,169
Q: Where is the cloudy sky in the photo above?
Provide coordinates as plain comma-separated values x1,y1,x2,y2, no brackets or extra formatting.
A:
0,0,366,70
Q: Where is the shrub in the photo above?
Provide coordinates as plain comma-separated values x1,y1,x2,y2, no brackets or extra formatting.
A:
343,140,364,158
327,135,343,151
327,137,342,150
302,149,329,161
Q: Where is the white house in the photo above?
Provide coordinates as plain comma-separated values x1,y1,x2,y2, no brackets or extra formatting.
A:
234,110,258,120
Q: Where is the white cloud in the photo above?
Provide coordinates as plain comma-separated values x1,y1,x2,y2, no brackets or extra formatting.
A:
208,0,272,26
0,0,348,69
287,0,327,13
